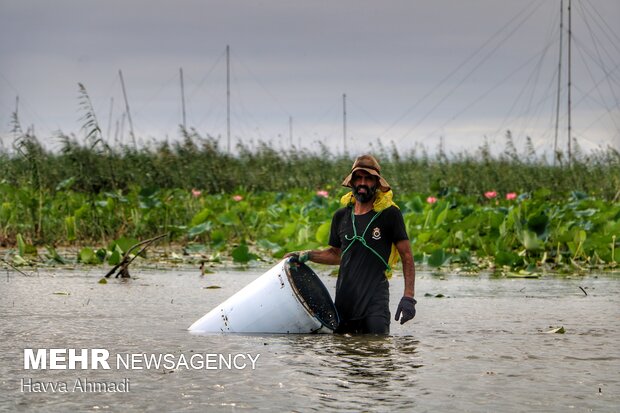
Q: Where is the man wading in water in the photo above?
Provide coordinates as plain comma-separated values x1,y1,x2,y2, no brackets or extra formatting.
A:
286,155,416,334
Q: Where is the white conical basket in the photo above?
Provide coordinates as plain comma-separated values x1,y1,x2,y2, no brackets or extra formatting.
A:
188,258,339,334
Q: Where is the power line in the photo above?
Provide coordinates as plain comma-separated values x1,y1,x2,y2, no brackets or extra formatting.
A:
583,0,620,45
428,46,548,141
381,0,544,140
574,2,620,109
395,0,545,143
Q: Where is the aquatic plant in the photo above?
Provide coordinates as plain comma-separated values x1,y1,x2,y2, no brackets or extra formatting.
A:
1,124,618,273
1,183,617,273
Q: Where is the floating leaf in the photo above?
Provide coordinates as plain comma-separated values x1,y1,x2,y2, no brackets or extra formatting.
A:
53,291,70,295
12,255,27,266
423,292,446,297
506,270,539,278
78,247,100,265
545,326,565,334
203,285,221,289
98,278,108,284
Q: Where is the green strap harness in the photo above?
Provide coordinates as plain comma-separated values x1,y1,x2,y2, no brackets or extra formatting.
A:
341,208,391,272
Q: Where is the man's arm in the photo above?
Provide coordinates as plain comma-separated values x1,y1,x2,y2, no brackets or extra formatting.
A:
284,246,341,265
395,239,415,297
394,238,417,325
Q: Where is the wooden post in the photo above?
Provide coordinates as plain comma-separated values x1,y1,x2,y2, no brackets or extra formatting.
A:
180,67,187,130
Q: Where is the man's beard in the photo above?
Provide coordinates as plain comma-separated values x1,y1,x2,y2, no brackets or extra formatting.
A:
353,184,377,203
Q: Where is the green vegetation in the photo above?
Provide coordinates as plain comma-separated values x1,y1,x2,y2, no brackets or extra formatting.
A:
1,129,619,198
1,121,619,274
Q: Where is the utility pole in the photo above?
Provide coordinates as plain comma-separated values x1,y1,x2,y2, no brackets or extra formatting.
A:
289,116,293,147
107,97,114,142
343,93,348,154
553,0,564,166
180,67,187,130
226,45,231,154
118,69,136,148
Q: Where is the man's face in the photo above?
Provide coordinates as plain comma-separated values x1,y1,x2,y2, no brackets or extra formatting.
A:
352,170,378,203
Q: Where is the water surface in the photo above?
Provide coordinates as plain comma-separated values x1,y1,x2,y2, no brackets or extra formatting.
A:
1,265,618,412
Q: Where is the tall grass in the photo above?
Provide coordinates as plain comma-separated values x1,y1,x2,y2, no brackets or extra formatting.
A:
1,128,619,199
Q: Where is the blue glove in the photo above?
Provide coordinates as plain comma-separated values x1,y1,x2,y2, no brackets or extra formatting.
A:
395,297,417,324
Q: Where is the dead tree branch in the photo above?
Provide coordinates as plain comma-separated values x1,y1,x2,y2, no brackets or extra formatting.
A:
105,233,169,278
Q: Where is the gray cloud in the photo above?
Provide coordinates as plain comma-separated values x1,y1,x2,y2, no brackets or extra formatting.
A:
1,0,618,154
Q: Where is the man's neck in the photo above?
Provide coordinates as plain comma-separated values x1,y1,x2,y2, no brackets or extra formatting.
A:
353,197,375,215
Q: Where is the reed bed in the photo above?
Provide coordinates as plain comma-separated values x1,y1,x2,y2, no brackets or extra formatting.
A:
1,129,618,272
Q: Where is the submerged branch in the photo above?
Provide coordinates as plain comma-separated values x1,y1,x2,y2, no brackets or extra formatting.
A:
105,233,169,278
0,258,32,277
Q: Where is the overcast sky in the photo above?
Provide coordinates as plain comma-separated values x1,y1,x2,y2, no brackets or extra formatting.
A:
1,0,618,157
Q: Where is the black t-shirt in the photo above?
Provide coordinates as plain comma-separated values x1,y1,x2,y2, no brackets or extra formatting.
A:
329,205,408,322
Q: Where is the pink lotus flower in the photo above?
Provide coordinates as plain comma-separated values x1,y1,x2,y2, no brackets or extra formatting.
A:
191,188,202,198
232,195,243,202
316,190,329,199
484,191,497,199
506,192,517,200
426,196,437,204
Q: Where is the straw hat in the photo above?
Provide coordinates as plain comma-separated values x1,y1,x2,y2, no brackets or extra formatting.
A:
341,154,391,192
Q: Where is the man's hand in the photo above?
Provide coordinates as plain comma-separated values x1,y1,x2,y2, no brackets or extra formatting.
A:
395,297,417,325
284,251,310,264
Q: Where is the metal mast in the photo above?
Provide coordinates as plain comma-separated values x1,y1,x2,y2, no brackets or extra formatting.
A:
118,69,136,147
289,116,293,147
553,0,564,166
180,67,187,130
343,93,348,154
226,45,231,153
567,0,573,165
